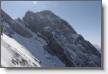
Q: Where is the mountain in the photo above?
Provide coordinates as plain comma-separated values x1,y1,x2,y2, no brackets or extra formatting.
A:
94,44,101,53
0,9,101,67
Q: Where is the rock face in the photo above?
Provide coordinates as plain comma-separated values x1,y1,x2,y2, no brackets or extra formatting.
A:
1,10,32,38
0,9,101,67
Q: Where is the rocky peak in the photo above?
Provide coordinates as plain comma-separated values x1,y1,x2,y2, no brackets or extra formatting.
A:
23,10,77,34
37,10,57,17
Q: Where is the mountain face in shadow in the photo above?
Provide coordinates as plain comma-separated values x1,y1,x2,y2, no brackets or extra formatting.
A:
0,9,101,67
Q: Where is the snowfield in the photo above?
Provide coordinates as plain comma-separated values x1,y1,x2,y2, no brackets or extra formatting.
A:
1,34,41,67
1,33,65,67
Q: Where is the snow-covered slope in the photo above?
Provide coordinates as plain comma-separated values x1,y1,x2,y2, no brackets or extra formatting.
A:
1,32,64,67
1,34,41,67
0,21,65,67
0,9,101,67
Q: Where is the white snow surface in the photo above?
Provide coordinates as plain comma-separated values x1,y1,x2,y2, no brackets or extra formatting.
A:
1,34,41,67
1,32,65,67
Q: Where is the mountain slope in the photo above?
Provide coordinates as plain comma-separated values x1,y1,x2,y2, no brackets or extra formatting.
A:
0,9,101,67
1,34,41,67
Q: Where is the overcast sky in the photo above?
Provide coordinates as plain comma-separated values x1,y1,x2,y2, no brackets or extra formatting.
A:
1,1,101,47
